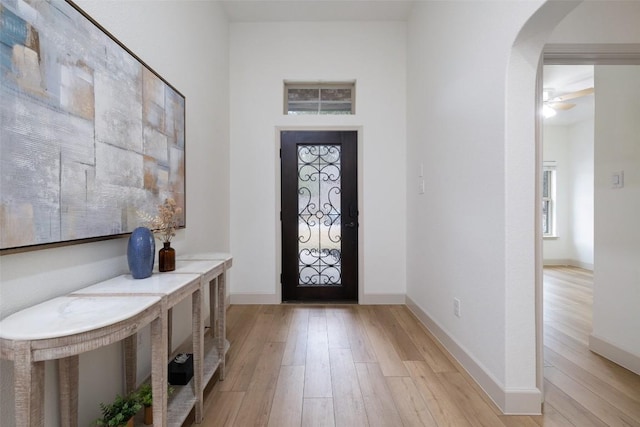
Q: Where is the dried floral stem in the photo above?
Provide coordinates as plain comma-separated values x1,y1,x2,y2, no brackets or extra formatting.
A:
138,198,182,243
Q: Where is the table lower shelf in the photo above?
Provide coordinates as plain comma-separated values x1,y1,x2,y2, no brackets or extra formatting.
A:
166,336,230,427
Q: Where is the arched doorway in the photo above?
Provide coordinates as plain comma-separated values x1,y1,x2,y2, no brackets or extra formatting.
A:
506,0,640,404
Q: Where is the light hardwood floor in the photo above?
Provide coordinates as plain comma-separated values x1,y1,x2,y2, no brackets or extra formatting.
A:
542,266,640,427
198,267,640,426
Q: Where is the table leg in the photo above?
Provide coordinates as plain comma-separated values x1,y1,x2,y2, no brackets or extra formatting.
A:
167,307,173,357
14,341,44,427
209,278,217,331
151,307,168,427
217,267,226,380
193,284,204,422
123,334,137,395
58,355,79,427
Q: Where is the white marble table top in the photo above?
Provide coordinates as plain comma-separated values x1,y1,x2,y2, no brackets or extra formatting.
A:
71,273,201,296
0,295,161,340
177,252,232,262
157,260,225,275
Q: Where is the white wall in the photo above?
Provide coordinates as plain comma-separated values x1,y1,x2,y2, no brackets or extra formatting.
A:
407,0,546,412
229,22,407,302
548,1,640,44
0,1,230,425
407,0,640,414
591,65,640,368
543,120,594,268
567,120,594,267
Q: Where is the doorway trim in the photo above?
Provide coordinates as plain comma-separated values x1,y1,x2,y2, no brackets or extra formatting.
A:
544,43,640,65
275,126,364,304
535,42,640,400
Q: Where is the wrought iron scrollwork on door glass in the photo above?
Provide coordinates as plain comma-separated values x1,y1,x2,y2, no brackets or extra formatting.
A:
297,145,342,286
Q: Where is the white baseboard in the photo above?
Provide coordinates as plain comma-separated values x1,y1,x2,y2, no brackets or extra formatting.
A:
543,259,594,270
543,258,571,266
405,295,542,415
229,293,405,305
573,260,594,270
359,293,405,305
589,334,640,375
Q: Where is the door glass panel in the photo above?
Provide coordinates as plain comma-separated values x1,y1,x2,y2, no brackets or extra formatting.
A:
297,145,341,286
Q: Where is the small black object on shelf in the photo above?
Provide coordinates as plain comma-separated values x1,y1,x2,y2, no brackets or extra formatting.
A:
168,353,193,385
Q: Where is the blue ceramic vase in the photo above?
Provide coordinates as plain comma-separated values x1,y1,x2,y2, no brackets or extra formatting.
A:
127,227,155,279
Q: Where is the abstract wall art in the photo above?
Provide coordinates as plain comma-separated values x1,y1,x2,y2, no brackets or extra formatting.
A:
0,0,186,252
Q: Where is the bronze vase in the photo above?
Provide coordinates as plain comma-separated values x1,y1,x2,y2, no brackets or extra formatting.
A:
159,242,175,272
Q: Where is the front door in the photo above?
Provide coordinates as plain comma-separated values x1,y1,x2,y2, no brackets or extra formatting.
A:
281,131,358,301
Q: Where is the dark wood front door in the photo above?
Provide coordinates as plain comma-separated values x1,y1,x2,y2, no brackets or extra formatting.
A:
281,131,358,301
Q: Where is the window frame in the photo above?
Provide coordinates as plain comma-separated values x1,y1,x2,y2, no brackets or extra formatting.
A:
284,81,356,115
542,162,557,238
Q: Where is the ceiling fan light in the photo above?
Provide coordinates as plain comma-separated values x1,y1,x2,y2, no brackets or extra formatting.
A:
543,104,557,118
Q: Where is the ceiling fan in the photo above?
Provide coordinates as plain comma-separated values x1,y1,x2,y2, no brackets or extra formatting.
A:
543,87,594,117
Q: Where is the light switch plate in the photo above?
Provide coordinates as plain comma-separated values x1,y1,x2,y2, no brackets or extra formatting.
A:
612,171,624,189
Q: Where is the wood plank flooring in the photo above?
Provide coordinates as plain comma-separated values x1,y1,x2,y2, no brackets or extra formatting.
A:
542,266,640,427
198,267,640,426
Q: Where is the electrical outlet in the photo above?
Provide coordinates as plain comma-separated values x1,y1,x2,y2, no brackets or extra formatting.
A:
454,298,461,318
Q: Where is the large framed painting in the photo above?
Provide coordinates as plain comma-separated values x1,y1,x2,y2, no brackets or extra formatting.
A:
0,0,186,253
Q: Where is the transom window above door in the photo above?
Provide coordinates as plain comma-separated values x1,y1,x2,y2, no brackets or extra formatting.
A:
284,82,355,115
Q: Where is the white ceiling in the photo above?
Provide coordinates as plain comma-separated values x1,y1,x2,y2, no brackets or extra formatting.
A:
543,65,595,126
220,0,416,22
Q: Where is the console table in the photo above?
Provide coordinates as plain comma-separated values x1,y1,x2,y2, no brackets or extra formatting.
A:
0,295,167,427
71,272,203,427
175,252,233,372
0,253,232,427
